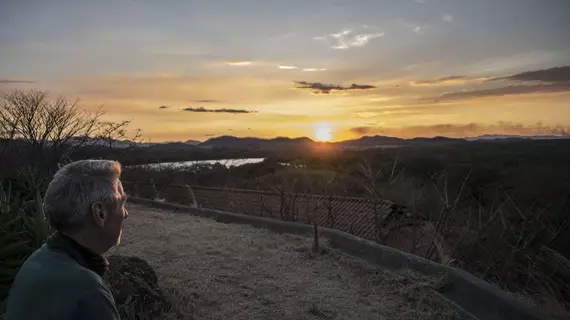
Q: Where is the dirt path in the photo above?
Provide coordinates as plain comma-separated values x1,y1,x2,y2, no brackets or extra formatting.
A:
113,203,467,320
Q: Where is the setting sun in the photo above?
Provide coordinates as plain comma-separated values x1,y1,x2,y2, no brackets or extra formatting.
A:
315,126,333,142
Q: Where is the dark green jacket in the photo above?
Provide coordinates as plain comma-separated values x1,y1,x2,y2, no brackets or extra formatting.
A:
6,233,120,320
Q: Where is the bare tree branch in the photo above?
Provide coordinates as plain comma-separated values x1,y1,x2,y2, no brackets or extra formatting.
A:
0,89,138,174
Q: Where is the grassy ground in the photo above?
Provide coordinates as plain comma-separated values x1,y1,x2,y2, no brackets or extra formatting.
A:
112,203,469,320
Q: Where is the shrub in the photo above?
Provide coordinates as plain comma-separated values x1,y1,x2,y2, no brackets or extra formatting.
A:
0,169,51,303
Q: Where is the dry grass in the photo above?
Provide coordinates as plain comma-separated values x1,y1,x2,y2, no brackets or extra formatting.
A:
111,203,469,320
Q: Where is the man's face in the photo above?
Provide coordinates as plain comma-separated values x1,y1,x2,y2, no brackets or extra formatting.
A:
103,179,129,250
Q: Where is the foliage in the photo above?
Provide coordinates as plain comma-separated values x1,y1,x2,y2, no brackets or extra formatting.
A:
118,140,570,315
0,170,51,302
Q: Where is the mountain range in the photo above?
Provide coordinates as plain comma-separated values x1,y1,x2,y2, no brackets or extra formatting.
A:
188,134,569,150
464,134,570,141
9,134,565,151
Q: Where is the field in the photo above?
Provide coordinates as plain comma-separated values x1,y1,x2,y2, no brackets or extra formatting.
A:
114,203,466,320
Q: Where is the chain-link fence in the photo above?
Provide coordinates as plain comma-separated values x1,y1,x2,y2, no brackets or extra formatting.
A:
123,180,378,240
123,180,452,263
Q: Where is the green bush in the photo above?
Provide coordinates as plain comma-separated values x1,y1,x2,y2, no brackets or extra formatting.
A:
0,169,51,303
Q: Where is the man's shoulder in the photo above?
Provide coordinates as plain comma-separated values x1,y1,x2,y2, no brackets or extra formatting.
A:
7,246,117,320
16,244,108,290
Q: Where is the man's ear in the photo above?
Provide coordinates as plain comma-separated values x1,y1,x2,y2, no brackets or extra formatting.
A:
91,202,107,228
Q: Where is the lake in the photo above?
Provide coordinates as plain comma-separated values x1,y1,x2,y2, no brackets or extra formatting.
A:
130,158,266,170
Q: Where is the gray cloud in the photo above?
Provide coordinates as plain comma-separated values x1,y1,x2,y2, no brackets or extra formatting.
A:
442,14,453,22
493,66,570,83
349,84,377,90
182,107,256,114
350,127,373,135
432,83,570,101
314,27,385,50
0,79,35,84
350,122,570,138
413,66,570,88
295,81,376,94
412,25,429,35
194,99,223,103
411,76,489,86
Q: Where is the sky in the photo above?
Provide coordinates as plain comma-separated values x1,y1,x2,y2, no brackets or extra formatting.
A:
1,0,570,142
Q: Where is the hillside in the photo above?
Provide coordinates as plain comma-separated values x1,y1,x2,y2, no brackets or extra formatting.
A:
199,135,466,149
337,135,463,147
199,136,315,149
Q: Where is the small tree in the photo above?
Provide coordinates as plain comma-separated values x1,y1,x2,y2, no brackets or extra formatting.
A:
0,89,137,175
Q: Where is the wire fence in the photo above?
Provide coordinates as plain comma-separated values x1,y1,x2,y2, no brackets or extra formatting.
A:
122,180,450,262
122,180,378,240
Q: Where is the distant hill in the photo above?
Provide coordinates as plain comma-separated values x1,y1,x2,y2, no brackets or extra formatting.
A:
409,136,464,143
200,136,315,149
66,137,136,148
137,139,200,147
336,135,464,148
184,139,201,145
336,135,405,147
197,135,467,150
466,134,570,141
140,142,199,151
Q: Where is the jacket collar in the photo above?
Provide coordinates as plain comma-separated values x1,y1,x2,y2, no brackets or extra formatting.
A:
46,232,109,277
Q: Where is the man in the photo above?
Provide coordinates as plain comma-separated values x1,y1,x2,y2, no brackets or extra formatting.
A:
7,160,128,320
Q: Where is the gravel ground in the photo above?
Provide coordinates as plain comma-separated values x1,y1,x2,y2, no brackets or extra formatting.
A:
112,203,468,320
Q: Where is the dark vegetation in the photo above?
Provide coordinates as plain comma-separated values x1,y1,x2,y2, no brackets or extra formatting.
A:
121,139,570,317
0,89,137,309
122,139,570,219
1,89,569,318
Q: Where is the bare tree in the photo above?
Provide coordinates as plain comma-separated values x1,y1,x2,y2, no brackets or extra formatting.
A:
0,106,18,158
0,89,137,174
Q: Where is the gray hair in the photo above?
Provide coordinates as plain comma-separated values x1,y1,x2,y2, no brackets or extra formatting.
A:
44,160,122,230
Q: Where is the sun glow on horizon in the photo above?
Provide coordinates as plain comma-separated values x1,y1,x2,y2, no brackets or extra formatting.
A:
315,126,333,142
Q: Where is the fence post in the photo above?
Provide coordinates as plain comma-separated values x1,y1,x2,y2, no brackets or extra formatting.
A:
150,178,159,200
134,180,140,197
279,189,285,221
260,192,264,217
327,195,334,228
291,193,297,222
184,184,198,208
305,195,311,224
